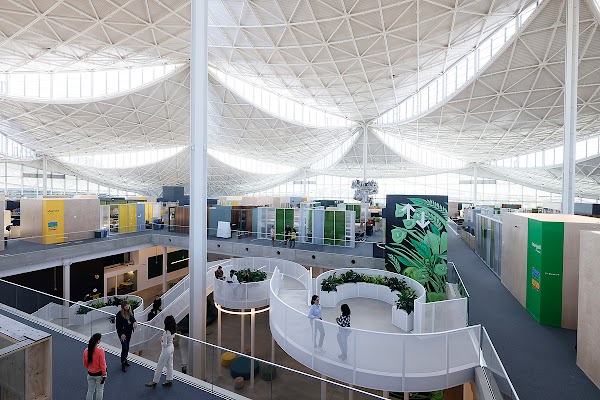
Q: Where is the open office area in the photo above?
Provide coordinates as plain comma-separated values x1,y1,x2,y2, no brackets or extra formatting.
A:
2,1,600,400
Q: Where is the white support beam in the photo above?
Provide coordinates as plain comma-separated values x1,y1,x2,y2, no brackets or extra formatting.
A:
42,155,47,196
188,0,208,379
362,124,368,183
162,246,168,293
562,0,579,214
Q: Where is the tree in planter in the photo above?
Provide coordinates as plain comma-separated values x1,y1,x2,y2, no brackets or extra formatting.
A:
395,288,418,315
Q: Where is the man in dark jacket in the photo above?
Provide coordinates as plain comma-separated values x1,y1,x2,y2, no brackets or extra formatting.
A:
115,301,138,372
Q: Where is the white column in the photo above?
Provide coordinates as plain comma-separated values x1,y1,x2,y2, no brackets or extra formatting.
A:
42,155,47,196
240,312,245,353
217,306,222,377
320,374,327,400
250,308,255,388
271,335,275,362
362,124,368,183
383,391,389,398
20,164,23,196
473,164,478,207
188,0,208,378
4,163,7,195
63,261,71,301
562,0,579,214
162,246,168,293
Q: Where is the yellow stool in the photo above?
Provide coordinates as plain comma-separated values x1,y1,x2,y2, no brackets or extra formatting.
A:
221,352,236,367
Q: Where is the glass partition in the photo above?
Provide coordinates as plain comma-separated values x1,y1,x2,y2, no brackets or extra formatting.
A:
475,214,502,277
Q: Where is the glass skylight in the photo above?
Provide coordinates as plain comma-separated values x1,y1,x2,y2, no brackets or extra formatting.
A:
59,147,186,169
310,131,360,171
376,0,541,125
492,135,600,168
208,148,297,175
0,64,182,101
374,130,466,169
0,134,36,160
209,67,354,128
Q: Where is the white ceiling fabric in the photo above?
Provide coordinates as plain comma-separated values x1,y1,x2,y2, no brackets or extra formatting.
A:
0,0,598,198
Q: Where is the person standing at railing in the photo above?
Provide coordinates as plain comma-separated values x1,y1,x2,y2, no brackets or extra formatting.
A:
145,315,176,388
116,301,138,372
336,304,351,361
308,295,325,350
83,333,107,400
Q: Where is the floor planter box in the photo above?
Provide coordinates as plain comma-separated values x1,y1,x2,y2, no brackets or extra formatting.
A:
392,307,414,332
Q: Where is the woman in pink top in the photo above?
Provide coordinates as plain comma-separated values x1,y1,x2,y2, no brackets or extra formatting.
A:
83,333,107,400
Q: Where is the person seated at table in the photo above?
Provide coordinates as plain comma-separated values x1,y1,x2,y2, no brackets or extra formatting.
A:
214,266,224,280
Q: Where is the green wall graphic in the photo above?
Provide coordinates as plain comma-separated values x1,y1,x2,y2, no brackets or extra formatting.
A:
324,210,346,246
526,219,564,326
275,208,294,240
385,195,448,302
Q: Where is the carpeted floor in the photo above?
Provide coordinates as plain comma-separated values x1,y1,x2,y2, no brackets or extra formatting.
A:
447,228,600,400
0,309,223,400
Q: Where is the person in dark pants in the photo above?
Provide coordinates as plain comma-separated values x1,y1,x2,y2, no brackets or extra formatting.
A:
115,301,138,372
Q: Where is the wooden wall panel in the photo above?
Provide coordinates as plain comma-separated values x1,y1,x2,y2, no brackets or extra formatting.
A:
577,231,600,390
500,213,528,307
174,206,189,234
561,221,600,329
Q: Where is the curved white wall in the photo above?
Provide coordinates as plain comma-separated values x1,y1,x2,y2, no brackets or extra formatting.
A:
270,264,481,392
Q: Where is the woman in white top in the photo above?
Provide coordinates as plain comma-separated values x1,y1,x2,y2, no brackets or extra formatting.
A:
145,315,176,388
308,295,325,349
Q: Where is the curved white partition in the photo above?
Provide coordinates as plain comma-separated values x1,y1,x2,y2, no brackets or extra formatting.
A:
213,257,312,309
270,264,482,392
316,268,426,331
68,295,144,326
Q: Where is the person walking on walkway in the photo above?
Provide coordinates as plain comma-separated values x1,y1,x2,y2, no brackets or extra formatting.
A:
308,295,325,349
290,228,297,248
270,225,275,246
83,333,107,400
336,303,351,361
115,301,138,372
146,315,177,388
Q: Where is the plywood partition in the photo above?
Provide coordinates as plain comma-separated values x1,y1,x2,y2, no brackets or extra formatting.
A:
577,230,600,390
501,213,600,329
500,213,528,307
19,198,43,243
174,206,190,233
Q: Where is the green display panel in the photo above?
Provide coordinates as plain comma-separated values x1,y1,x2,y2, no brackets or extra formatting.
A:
275,208,294,240
346,204,361,223
526,219,564,326
324,210,346,245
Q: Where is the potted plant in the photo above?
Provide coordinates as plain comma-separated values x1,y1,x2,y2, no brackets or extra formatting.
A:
393,288,418,331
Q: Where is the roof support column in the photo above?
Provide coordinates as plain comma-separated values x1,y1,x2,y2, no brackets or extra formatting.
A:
42,155,47,196
362,123,368,183
562,0,579,214
473,165,478,207
189,0,208,379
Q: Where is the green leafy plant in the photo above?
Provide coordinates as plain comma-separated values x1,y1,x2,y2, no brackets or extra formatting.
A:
235,268,268,283
384,276,408,293
395,288,418,315
386,198,449,302
321,273,344,292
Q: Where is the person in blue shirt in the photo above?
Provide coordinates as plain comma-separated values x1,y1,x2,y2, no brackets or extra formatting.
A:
308,295,325,350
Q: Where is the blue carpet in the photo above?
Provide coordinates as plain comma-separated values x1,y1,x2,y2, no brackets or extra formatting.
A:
447,230,600,400
0,310,222,400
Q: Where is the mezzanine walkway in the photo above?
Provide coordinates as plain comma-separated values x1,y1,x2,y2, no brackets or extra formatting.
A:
0,308,225,400
447,229,600,400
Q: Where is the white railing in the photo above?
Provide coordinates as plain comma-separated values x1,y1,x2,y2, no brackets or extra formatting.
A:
270,266,482,392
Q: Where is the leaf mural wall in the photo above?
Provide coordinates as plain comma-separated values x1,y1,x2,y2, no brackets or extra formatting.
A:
385,195,449,302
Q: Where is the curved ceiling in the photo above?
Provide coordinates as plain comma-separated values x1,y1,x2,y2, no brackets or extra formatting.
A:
0,0,599,198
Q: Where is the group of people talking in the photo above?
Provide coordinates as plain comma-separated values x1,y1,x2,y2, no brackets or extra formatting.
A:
83,299,178,400
308,295,352,361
